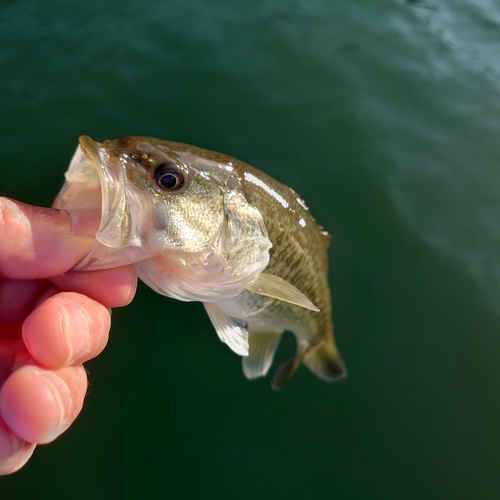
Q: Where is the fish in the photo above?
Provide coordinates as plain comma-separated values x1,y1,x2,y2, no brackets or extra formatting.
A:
53,136,347,388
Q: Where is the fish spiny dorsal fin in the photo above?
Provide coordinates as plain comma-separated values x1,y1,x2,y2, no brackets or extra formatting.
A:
320,230,332,247
242,330,283,380
246,273,320,312
204,303,249,356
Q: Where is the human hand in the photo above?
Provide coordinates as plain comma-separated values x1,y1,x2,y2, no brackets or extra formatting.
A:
0,197,137,474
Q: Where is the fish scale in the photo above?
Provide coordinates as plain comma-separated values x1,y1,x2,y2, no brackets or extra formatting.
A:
234,164,344,384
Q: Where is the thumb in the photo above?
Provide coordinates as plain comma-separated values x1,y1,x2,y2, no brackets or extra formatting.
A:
0,198,99,279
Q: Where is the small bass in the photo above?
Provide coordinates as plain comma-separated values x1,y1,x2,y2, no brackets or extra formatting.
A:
54,136,347,388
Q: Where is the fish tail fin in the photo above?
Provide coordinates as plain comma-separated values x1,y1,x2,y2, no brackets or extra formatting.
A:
303,336,347,382
270,317,347,389
271,327,347,390
271,337,347,390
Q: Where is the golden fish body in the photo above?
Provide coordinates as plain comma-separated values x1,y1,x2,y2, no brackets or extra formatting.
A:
54,136,346,388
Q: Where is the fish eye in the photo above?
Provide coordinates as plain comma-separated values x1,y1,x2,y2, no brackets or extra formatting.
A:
154,163,185,191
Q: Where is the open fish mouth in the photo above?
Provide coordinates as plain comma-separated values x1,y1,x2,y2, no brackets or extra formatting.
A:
78,136,133,249
53,136,152,271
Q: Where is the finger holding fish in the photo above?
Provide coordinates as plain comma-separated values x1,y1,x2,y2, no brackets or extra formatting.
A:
0,198,97,280
0,360,88,445
22,292,111,369
0,290,111,467
0,339,36,475
50,266,137,308
0,415,36,475
0,197,138,475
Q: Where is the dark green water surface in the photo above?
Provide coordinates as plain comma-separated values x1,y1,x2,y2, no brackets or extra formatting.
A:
2,0,500,498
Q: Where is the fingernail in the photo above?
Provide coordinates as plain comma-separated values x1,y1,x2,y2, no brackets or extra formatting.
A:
62,306,91,365
0,418,36,475
0,417,22,459
66,209,101,237
0,198,30,232
38,372,73,443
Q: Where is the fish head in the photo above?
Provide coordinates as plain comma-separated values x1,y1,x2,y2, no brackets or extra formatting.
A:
54,136,272,302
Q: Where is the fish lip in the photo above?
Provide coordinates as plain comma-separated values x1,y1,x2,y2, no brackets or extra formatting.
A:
78,134,123,177
79,135,102,166
78,135,115,193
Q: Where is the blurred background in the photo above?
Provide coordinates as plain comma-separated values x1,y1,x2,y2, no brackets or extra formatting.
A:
2,0,500,498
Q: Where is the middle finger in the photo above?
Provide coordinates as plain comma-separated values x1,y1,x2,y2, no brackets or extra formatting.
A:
22,292,111,369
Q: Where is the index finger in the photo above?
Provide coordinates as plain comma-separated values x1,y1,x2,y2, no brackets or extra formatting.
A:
0,198,97,280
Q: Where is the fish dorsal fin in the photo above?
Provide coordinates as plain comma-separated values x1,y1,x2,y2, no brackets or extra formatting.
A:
242,330,283,380
320,230,332,247
246,273,320,312
204,303,249,356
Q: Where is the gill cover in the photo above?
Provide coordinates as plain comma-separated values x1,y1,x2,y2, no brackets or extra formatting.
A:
134,188,272,303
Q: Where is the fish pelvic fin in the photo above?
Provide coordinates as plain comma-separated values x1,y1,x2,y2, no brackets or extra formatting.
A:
246,273,320,312
204,303,249,356
242,330,283,380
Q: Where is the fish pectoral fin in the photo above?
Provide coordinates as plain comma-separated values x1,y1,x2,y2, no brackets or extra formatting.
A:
246,273,320,312
242,330,283,380
204,303,249,356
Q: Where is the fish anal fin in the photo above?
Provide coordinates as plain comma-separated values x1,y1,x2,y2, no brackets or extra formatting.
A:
271,357,303,390
246,273,319,312
303,341,347,382
204,303,249,356
242,330,283,380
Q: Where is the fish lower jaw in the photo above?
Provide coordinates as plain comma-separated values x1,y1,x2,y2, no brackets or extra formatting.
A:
133,253,265,303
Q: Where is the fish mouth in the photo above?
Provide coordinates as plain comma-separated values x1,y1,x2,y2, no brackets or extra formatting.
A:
77,135,133,249
53,135,150,270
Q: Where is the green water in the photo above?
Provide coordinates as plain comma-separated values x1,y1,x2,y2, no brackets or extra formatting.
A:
2,0,500,498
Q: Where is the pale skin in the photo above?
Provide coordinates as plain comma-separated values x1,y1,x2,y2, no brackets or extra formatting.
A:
0,197,137,474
